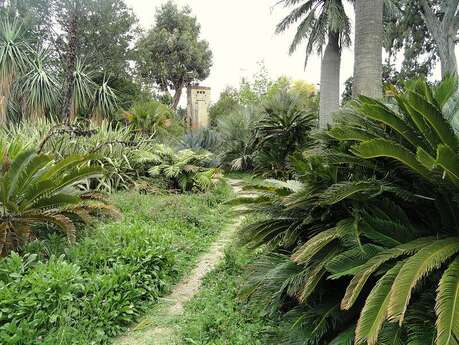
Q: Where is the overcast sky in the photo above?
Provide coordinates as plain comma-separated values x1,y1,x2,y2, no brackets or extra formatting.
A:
125,0,455,103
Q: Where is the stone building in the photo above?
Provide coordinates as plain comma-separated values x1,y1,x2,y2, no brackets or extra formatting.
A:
186,85,211,129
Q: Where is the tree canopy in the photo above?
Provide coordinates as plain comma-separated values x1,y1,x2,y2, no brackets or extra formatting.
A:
135,1,212,110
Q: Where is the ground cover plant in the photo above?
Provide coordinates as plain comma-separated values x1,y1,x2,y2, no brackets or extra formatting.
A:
0,181,232,345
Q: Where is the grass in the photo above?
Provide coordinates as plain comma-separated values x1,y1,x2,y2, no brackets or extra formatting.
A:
177,245,278,345
0,182,232,345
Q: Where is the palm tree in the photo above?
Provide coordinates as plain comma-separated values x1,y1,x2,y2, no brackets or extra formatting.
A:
276,0,351,129
352,0,384,98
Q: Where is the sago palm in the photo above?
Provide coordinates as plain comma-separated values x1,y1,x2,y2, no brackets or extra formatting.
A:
253,88,317,177
0,150,118,255
329,76,459,345
276,0,351,128
235,77,459,344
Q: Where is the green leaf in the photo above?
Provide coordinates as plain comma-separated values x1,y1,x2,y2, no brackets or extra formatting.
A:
341,237,435,310
388,238,459,324
435,256,459,345
351,139,432,179
355,262,404,345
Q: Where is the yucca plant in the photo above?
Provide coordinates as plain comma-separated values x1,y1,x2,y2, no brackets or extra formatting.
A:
15,50,59,120
136,144,219,192
0,18,30,123
91,76,118,123
0,149,118,255
70,59,95,119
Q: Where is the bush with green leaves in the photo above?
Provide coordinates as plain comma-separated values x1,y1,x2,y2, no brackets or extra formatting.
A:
0,120,157,192
0,149,118,256
235,77,459,344
0,185,232,344
252,88,317,178
123,99,178,135
136,144,220,192
216,106,260,171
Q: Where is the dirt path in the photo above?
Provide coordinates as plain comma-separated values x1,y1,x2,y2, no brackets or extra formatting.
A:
113,179,247,345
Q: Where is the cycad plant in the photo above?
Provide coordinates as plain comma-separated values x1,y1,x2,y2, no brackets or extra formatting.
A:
252,88,317,178
136,144,219,192
217,106,260,171
0,150,117,255
236,77,459,344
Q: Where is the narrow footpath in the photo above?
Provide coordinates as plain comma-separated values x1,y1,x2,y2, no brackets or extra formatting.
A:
113,179,248,345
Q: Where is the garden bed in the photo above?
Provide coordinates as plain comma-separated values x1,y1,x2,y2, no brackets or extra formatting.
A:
0,182,231,345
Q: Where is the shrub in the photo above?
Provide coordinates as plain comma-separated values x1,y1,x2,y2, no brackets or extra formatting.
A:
236,77,459,344
0,186,232,344
136,144,220,192
0,150,117,255
252,88,317,178
0,120,157,192
124,100,177,134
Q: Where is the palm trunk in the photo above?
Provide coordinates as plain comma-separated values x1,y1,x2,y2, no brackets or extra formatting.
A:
352,0,384,99
61,12,78,121
319,32,341,129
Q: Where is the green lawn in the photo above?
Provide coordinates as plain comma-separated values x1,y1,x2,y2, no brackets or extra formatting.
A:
0,182,232,345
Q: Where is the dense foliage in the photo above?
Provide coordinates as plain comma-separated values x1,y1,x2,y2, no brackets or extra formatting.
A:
0,150,117,255
236,77,459,344
0,185,231,344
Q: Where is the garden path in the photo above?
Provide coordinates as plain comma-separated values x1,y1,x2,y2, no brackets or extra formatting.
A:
113,179,249,345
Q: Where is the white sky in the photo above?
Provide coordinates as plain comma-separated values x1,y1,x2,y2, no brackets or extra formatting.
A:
125,0,457,104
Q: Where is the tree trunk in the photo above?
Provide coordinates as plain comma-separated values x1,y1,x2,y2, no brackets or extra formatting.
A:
61,12,78,121
419,0,458,78
171,81,184,110
438,35,458,78
352,0,384,99
319,32,341,129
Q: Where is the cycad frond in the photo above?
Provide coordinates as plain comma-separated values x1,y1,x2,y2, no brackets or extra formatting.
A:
435,256,459,345
388,238,459,324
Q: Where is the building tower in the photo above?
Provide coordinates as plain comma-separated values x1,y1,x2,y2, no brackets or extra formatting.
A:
186,85,211,129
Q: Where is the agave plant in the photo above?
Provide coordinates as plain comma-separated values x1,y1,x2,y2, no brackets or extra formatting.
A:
0,150,118,255
236,77,459,344
136,144,219,192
